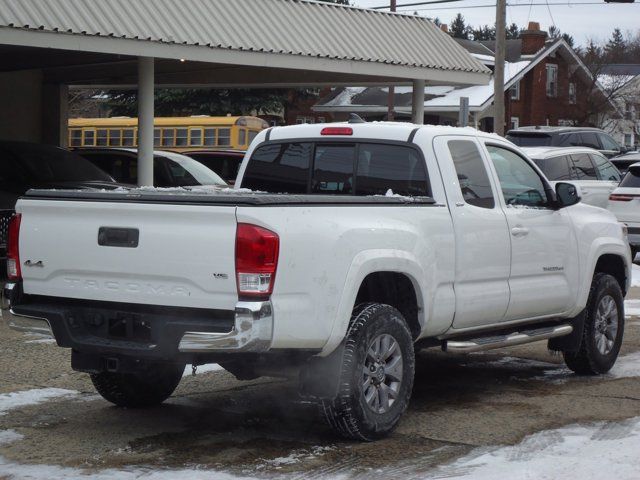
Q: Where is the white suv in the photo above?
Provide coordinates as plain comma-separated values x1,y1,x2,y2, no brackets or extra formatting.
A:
608,161,640,257
523,147,621,208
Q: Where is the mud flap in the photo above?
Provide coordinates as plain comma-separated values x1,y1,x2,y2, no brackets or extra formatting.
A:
548,310,586,353
298,343,346,400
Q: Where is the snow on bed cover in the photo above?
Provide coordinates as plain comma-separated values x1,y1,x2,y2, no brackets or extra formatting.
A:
0,388,78,415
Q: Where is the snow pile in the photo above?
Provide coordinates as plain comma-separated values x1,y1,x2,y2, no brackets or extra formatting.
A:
0,388,78,416
426,418,640,480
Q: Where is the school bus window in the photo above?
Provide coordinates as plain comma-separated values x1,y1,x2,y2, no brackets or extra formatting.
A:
218,128,231,146
162,128,175,147
83,130,95,147
238,129,247,146
153,128,161,147
124,129,136,147
248,130,258,144
189,128,203,146
204,128,216,146
176,128,188,147
108,129,122,147
96,129,108,147
69,129,82,147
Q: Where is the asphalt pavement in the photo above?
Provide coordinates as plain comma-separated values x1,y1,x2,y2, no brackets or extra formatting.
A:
1,288,640,479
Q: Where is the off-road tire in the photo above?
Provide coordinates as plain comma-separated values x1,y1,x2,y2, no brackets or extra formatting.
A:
321,303,415,441
91,363,184,408
563,273,624,375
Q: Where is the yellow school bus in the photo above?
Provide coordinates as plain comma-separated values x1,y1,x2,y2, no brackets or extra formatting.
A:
68,116,269,151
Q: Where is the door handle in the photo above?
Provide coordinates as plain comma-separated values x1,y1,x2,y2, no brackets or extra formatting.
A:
511,226,530,237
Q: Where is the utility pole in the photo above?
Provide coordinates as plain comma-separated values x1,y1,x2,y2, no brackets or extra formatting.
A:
493,0,506,136
387,0,397,121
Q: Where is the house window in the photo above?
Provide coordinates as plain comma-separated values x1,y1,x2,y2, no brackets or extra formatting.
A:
510,117,519,130
568,83,576,105
625,133,633,146
546,64,558,98
296,116,314,124
510,81,520,101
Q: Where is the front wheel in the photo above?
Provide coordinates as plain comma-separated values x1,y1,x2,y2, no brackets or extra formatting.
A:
91,362,184,408
563,273,624,375
322,303,415,441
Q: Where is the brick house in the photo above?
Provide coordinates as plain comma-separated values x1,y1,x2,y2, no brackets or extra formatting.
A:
313,22,608,132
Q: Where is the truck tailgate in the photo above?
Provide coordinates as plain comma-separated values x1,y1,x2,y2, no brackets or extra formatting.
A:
17,199,238,310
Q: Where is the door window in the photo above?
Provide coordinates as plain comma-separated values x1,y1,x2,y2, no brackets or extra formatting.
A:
579,132,600,149
487,145,548,207
592,154,621,181
570,153,598,180
599,134,620,152
448,140,495,209
534,155,572,181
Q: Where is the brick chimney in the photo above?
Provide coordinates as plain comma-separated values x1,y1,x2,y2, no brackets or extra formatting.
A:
440,24,449,34
519,22,548,55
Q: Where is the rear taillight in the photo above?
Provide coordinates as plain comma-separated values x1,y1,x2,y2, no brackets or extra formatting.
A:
7,213,22,281
235,223,279,298
609,194,636,202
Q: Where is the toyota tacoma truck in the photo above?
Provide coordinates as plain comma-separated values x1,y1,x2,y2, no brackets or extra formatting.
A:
3,123,632,441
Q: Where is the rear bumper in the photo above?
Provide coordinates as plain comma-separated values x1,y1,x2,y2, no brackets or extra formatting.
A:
3,282,273,356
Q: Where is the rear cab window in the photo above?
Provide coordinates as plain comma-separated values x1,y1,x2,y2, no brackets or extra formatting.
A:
241,141,429,197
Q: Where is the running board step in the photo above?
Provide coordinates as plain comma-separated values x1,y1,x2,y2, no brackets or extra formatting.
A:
444,324,573,353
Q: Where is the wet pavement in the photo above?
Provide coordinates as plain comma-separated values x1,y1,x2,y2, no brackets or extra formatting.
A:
1,288,640,479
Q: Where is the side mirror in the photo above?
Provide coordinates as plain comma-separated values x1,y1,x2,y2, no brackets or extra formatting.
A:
556,182,581,208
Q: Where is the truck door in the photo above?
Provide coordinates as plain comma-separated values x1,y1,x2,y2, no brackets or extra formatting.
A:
483,143,580,321
433,136,511,329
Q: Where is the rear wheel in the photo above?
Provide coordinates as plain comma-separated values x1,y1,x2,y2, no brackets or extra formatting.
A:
91,362,184,408
563,273,624,375
322,303,415,441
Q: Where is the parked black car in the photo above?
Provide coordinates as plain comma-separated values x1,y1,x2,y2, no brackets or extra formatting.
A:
610,151,640,175
76,148,227,187
0,141,126,277
506,127,628,158
180,149,245,184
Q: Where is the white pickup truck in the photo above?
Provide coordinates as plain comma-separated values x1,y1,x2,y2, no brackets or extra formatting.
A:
3,123,632,441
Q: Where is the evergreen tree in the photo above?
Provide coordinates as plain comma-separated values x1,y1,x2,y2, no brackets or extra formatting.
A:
605,28,626,62
450,13,468,39
506,23,520,39
471,24,495,41
549,25,575,47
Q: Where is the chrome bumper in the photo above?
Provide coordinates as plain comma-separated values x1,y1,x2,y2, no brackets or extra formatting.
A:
178,300,273,353
3,283,54,337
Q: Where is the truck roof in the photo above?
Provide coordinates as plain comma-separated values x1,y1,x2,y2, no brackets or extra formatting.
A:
267,122,502,143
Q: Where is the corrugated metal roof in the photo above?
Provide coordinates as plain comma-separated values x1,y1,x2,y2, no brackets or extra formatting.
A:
0,0,489,75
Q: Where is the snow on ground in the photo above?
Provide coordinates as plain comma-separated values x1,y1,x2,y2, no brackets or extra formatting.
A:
625,299,640,317
425,417,640,480
257,446,334,470
531,351,640,384
0,388,78,416
0,430,22,446
182,363,225,378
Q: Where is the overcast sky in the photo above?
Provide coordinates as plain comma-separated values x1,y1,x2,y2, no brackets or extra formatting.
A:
352,0,640,47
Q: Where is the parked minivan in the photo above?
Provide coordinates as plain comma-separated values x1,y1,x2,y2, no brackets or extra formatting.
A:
523,146,621,208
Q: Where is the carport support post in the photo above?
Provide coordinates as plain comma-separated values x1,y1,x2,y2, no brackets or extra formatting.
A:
137,57,154,187
411,79,425,125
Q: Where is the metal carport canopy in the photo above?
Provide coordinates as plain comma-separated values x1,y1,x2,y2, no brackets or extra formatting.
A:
0,0,490,186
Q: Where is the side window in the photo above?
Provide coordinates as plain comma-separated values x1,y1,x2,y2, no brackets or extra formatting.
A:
355,144,429,196
311,144,355,194
241,143,312,193
486,145,548,207
556,133,581,147
599,134,619,152
579,132,600,149
592,154,621,182
570,153,598,180
447,140,495,209
535,155,572,181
